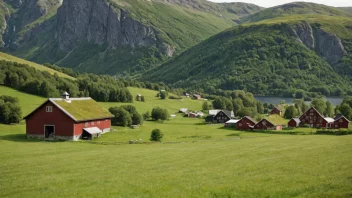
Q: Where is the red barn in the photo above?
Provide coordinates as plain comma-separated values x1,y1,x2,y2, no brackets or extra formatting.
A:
288,118,301,128
236,116,257,130
331,115,350,129
270,107,282,116
253,119,276,130
24,92,113,141
299,107,331,128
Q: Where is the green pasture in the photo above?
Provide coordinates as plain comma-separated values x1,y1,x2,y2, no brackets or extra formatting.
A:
1,86,352,197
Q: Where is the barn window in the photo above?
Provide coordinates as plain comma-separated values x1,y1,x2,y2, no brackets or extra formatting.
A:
46,106,52,112
238,123,242,126
85,122,88,127
339,119,343,123
91,122,94,126
97,121,101,125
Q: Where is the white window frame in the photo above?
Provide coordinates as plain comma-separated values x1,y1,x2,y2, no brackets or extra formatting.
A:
46,106,53,112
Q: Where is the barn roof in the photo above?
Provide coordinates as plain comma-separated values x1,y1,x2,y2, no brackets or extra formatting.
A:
242,116,257,124
24,98,113,122
292,118,301,124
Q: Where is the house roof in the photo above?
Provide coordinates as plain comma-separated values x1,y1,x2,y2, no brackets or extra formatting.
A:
324,117,335,123
292,118,301,124
299,107,324,120
256,118,275,126
243,116,257,124
209,110,221,115
272,106,282,112
333,114,350,122
217,110,232,118
24,98,113,122
83,127,102,135
226,119,239,124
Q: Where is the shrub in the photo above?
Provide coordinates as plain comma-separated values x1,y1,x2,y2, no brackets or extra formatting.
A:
109,107,132,127
143,111,151,121
0,96,22,124
151,107,169,121
150,129,164,142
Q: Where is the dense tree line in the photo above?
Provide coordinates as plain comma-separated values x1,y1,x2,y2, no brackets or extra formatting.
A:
210,90,262,117
0,60,132,102
0,96,22,124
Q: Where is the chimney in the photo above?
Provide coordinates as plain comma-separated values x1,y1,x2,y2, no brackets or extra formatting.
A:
62,91,70,100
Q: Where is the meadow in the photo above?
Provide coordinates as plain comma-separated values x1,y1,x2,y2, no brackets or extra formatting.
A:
1,86,352,197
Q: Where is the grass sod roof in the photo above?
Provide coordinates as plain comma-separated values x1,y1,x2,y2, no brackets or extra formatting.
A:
52,98,113,122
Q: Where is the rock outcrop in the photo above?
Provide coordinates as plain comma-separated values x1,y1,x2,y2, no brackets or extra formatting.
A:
292,21,346,63
56,0,173,56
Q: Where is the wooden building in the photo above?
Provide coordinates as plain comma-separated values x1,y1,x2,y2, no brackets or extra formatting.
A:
299,107,331,128
225,119,239,128
236,116,257,130
270,107,282,116
331,115,350,129
213,110,232,123
24,92,113,141
253,119,277,130
193,94,201,100
288,118,301,128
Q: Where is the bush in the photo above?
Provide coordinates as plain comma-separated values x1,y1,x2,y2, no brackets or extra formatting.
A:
151,107,169,121
0,96,22,124
169,95,182,100
143,111,151,121
109,107,132,127
160,91,168,99
150,129,164,142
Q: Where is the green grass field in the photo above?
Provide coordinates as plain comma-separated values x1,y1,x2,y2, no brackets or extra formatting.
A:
1,86,352,197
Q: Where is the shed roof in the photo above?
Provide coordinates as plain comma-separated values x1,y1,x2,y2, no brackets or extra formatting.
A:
243,116,257,124
292,118,301,124
83,127,102,135
324,117,335,123
24,98,113,122
226,119,239,124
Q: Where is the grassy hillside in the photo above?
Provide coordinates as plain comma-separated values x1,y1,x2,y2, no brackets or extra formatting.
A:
4,0,262,76
339,7,352,14
241,2,352,23
0,52,74,79
143,15,352,97
0,86,45,116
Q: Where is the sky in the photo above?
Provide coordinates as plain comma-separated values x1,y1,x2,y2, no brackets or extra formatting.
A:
208,0,352,8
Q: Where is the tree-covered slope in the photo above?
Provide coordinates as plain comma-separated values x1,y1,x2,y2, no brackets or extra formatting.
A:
1,0,262,76
142,15,352,98
241,2,352,23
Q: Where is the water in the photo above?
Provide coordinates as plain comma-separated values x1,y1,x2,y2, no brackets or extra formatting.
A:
255,96,344,106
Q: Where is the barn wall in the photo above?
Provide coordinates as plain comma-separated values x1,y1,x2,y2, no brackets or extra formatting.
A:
236,118,256,130
288,120,297,128
74,119,111,136
332,118,349,129
26,101,74,139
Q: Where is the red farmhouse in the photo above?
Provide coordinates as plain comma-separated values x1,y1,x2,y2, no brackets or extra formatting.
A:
331,115,350,129
288,118,301,128
253,119,275,130
24,92,113,141
237,116,257,130
299,107,333,128
270,107,282,116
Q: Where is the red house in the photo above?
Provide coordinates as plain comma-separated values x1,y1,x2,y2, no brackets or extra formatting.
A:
24,92,113,141
236,116,257,130
331,115,350,129
270,107,282,116
288,118,301,128
253,119,278,130
299,107,331,128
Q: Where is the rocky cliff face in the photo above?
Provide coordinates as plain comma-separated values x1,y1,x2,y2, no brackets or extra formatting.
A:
3,0,62,49
292,21,346,63
56,0,173,56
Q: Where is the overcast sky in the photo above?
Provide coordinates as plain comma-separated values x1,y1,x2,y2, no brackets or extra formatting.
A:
208,0,352,8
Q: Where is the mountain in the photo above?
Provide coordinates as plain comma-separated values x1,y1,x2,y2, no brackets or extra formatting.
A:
339,7,352,15
0,0,262,76
241,2,352,23
142,4,352,97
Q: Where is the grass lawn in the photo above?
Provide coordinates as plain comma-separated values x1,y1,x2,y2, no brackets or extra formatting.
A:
1,86,352,197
